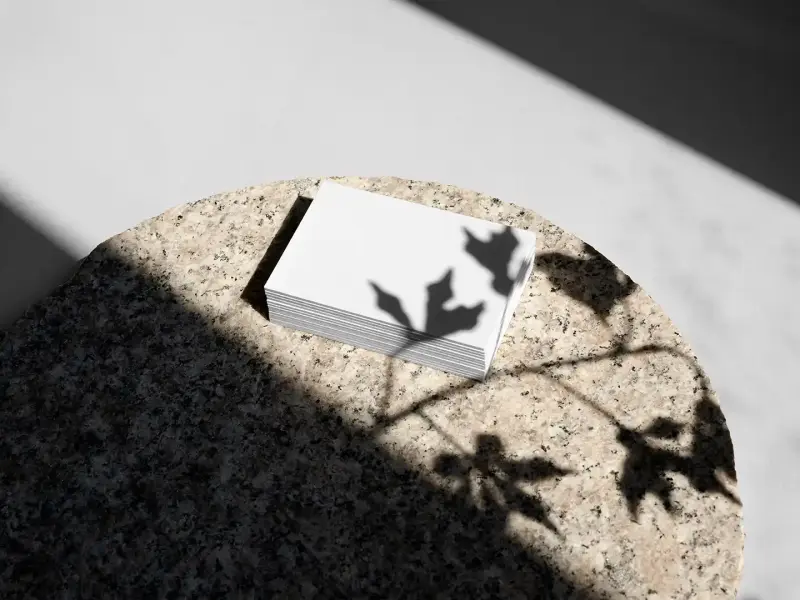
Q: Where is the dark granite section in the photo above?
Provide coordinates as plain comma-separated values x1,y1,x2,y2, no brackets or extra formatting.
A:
0,245,602,598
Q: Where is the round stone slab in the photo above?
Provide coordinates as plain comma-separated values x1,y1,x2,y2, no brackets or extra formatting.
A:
0,176,742,598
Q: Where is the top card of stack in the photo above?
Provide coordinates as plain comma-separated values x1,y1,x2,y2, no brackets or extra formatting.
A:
265,181,536,380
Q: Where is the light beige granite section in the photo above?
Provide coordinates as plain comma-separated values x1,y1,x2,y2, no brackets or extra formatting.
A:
1,176,743,599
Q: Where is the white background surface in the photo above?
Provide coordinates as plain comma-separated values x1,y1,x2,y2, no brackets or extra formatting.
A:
1,1,798,597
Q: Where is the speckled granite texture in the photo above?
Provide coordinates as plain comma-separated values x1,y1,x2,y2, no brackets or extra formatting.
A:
0,176,742,599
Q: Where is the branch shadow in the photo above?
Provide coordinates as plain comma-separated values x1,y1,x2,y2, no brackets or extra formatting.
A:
381,342,740,528
1,242,605,598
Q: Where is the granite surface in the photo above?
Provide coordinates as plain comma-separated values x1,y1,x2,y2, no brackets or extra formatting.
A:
0,176,743,598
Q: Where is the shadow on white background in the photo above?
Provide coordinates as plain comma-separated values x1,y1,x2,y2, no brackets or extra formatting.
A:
0,185,79,327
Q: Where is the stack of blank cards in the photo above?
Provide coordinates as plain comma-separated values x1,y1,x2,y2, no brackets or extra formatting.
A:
264,181,537,380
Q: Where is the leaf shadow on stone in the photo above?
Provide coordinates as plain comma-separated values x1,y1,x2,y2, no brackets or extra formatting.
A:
536,242,638,323
614,400,740,521
434,433,573,537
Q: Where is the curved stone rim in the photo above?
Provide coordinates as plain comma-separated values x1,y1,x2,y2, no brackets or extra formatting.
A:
0,175,743,598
